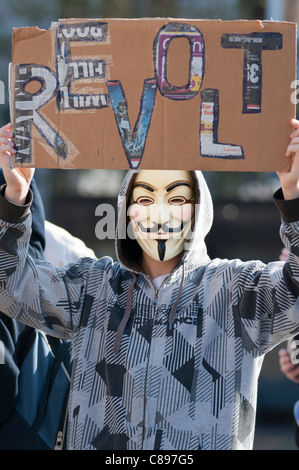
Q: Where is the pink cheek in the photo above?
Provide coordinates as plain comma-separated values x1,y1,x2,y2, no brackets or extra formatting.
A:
131,209,139,218
172,205,194,221
128,204,148,222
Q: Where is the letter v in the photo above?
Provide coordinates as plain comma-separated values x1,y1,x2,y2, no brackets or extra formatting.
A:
106,78,157,168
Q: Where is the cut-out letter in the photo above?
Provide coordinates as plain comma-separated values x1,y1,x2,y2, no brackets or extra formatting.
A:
221,33,282,113
107,78,157,169
13,64,67,163
153,22,204,100
200,89,244,159
56,21,110,110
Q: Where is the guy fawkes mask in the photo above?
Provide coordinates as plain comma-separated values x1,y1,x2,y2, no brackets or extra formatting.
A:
128,170,195,262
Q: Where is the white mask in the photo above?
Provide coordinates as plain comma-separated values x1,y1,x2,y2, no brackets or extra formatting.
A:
127,170,195,262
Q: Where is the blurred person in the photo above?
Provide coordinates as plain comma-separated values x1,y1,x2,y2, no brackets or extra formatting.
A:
279,337,299,448
44,220,96,266
0,159,95,449
1,119,299,450
0,171,46,447
278,244,299,448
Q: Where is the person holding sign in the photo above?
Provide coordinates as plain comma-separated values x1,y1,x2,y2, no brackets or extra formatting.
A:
0,119,299,451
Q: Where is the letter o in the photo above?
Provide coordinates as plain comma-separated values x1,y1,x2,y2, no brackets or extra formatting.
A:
153,22,205,100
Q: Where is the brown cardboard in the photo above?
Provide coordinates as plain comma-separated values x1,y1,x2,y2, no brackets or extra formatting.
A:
10,18,297,171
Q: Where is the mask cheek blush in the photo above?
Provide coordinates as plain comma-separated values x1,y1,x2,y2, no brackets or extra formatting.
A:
172,204,193,222
128,203,146,222
182,204,194,221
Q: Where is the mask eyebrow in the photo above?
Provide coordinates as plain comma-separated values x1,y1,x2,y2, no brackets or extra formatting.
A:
133,182,155,192
166,181,191,192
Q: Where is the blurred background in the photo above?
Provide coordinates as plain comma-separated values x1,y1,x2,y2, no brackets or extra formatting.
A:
1,0,299,450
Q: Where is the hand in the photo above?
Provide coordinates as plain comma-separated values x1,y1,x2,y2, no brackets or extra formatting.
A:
0,123,34,205
278,348,299,384
277,118,299,200
279,247,289,261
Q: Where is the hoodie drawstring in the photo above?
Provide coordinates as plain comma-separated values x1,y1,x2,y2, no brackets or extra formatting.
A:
113,266,185,355
113,273,137,356
168,265,185,327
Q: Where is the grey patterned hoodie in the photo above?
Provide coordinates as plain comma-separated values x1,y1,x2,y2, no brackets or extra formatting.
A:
0,170,299,450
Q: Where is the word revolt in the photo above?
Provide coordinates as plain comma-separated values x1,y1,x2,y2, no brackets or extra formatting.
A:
13,20,283,168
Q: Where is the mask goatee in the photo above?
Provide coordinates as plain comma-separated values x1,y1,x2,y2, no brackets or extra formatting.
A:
157,240,166,261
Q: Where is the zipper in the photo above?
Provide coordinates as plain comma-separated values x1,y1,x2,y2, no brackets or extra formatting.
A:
142,285,159,448
132,270,181,447
153,289,158,307
54,390,69,450
141,273,173,447
55,431,63,450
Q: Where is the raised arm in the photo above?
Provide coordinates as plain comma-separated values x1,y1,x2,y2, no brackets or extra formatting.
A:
278,118,299,200
0,123,33,204
0,123,99,339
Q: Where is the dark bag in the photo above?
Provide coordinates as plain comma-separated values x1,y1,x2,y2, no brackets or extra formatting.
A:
0,330,72,450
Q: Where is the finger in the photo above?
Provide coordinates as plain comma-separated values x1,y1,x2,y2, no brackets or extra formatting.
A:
278,348,288,356
0,144,16,155
279,356,292,366
280,362,296,374
289,136,299,145
0,153,14,175
1,122,11,130
290,131,299,139
291,118,299,129
278,349,291,361
279,354,292,366
0,128,13,139
0,136,15,150
0,136,14,145
286,144,299,157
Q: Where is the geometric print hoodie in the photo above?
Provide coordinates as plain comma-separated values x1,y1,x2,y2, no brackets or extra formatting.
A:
0,170,299,450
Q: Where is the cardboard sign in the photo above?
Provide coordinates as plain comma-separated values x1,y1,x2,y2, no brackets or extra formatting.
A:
10,18,296,171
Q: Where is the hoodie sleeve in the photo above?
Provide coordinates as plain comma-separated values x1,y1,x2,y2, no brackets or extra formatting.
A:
0,315,35,427
0,175,45,428
0,187,97,340
234,189,299,355
27,177,46,260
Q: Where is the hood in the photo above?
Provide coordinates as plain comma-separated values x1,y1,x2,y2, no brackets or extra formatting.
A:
115,170,214,274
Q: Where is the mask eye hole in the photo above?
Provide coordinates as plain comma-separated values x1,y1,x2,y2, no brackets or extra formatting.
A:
169,197,187,206
136,196,154,206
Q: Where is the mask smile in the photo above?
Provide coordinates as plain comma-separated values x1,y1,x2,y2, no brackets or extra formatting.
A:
137,221,186,234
